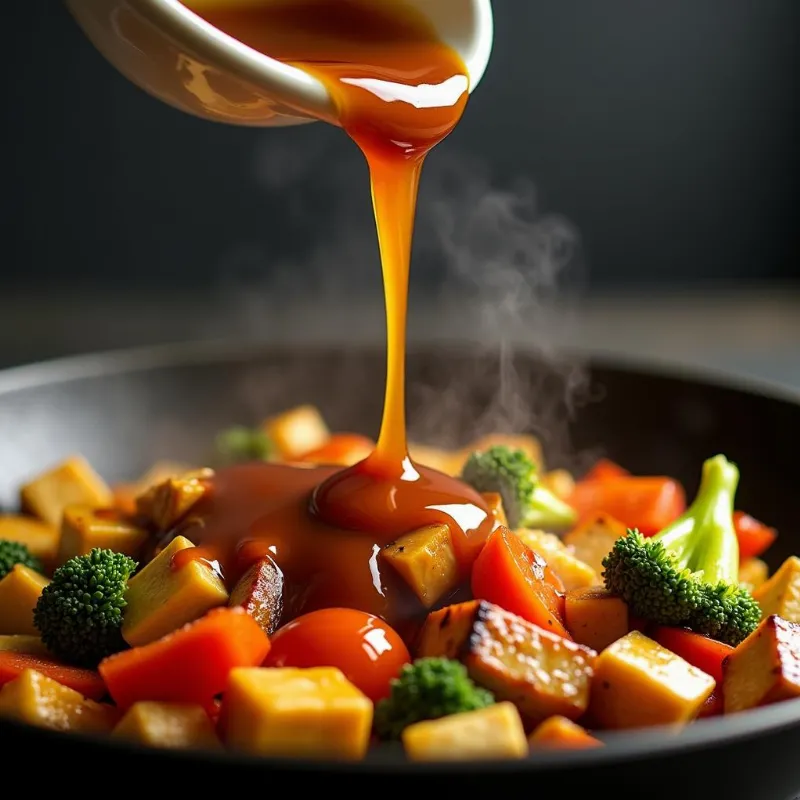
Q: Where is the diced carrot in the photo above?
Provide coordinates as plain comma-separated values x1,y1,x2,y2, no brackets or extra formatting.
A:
698,689,724,719
471,527,570,639
99,607,270,710
652,626,733,684
569,476,685,536
583,459,630,482
529,715,603,749
296,434,375,467
733,511,777,562
0,651,107,701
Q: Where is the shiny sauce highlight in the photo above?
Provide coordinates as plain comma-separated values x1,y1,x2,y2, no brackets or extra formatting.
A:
174,0,495,630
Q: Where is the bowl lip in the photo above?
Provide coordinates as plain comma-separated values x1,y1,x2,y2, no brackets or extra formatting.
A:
0,337,799,770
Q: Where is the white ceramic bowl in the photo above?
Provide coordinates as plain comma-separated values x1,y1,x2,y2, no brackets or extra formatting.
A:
65,0,494,127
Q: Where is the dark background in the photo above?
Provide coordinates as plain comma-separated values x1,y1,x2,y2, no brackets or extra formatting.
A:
4,0,798,297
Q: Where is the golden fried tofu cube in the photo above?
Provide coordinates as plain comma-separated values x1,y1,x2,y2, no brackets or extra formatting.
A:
516,528,598,591
20,456,113,527
0,669,116,733
454,433,543,474
563,513,627,576
0,635,49,656
482,492,508,528
135,469,213,531
403,702,528,762
588,631,714,729
122,535,228,647
228,557,284,636
753,556,800,624
564,586,629,652
381,525,459,609
722,615,800,713
739,558,769,592
113,702,221,750
263,405,329,460
528,715,602,749
417,600,596,723
0,565,49,635
57,505,148,566
223,667,373,760
0,516,59,567
540,469,576,501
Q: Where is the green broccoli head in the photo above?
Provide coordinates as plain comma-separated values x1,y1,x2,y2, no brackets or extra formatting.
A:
602,454,762,646
34,548,137,667
215,425,273,465
374,657,494,740
0,540,43,580
460,445,577,530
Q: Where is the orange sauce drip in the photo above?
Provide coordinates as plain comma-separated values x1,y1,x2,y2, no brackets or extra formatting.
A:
172,0,496,633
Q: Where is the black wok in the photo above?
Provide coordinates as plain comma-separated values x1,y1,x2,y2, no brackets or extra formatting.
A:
0,341,798,799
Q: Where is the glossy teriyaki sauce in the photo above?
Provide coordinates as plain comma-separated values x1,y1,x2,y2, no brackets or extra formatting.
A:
173,0,497,631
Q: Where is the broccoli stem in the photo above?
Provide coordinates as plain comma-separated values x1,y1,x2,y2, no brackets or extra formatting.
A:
652,454,740,585
523,485,578,530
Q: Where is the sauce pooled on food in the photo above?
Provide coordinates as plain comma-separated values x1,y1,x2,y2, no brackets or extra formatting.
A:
171,0,497,630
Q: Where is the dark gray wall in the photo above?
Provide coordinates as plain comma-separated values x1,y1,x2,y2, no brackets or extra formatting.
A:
4,1,798,293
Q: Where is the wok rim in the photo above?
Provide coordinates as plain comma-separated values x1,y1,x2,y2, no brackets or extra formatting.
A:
0,337,798,772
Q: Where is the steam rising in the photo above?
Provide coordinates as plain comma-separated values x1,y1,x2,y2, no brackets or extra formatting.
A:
216,129,593,471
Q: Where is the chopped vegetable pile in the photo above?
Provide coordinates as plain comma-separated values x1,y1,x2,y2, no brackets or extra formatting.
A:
0,404,797,763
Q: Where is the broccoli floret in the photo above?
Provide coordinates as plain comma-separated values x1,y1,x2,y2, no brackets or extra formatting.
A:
34,548,137,667
374,657,495,740
461,445,577,530
0,540,43,580
215,425,273,464
602,454,761,646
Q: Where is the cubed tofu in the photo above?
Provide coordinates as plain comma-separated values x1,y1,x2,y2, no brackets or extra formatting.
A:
122,535,229,647
454,433,543,474
0,516,59,567
223,667,373,760
739,558,769,592
263,405,329,460
135,469,213,532
228,557,284,636
722,615,800,713
588,631,714,729
528,715,602,749
0,565,49,635
57,505,148,566
0,669,116,733
540,470,576,502
563,513,627,576
408,443,461,475
113,701,221,750
417,600,596,723
482,492,508,528
564,586,629,652
402,702,528,762
381,525,460,609
0,635,49,656
20,456,113,527
515,529,598,591
753,556,800,624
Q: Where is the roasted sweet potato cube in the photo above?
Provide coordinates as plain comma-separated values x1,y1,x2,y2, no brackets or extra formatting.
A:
228,557,284,635
722,615,800,713
0,516,59,568
516,528,598,591
528,715,602,749
565,586,629,652
482,492,508,528
113,462,197,515
381,525,459,609
20,456,113,527
417,600,596,723
113,701,222,750
753,556,800,624
563,513,627,576
588,631,714,729
263,405,329,460
136,469,213,531
58,505,148,566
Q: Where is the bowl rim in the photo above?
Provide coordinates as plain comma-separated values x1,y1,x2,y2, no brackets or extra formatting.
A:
1,337,798,770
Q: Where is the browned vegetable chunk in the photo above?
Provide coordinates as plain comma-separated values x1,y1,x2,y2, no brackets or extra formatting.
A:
739,557,769,592
752,556,800,624
136,469,213,531
528,715,602,749
564,586,629,652
563,513,627,576
228,557,284,635
722,614,800,713
381,525,459,609
417,599,596,723
58,505,148,566
0,516,59,569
